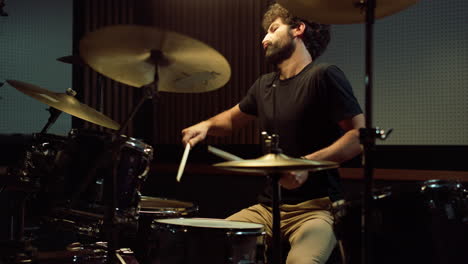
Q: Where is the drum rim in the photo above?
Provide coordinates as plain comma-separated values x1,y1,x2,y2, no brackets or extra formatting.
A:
153,217,264,230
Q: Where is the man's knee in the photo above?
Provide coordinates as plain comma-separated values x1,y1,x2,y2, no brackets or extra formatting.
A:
286,219,336,264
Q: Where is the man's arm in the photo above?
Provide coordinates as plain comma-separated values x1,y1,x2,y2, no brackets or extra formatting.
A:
303,113,365,163
279,113,364,190
181,104,255,146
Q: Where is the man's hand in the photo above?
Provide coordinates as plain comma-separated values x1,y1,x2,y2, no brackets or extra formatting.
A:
181,121,210,147
279,170,309,190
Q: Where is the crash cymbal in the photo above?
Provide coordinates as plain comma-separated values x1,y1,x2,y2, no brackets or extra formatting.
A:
214,153,339,173
277,0,420,24
6,80,120,130
79,25,231,92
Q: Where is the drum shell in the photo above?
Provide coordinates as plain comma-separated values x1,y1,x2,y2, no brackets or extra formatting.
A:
149,218,264,264
129,197,198,264
336,180,468,264
39,130,152,242
63,129,153,214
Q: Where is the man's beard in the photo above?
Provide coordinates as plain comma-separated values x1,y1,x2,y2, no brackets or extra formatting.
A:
265,35,295,65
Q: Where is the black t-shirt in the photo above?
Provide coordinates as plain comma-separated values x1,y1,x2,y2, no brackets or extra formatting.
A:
239,63,362,204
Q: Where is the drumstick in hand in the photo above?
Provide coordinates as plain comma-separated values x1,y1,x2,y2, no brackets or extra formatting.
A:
176,143,191,182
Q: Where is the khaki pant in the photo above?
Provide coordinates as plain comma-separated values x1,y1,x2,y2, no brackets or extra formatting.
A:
226,197,336,264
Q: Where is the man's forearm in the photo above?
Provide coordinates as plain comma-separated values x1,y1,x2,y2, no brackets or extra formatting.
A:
303,129,362,163
204,111,234,136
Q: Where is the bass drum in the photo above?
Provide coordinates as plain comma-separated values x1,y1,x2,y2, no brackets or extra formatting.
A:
336,179,468,264
149,218,265,264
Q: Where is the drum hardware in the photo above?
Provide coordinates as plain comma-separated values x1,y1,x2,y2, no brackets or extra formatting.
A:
56,55,106,113
75,24,231,261
65,131,153,253
214,134,339,264
35,241,139,264
40,88,76,134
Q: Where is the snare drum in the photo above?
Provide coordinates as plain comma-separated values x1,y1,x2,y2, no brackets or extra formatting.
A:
150,218,265,264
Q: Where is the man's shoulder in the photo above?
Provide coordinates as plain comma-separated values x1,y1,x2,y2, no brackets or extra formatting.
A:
309,63,336,74
258,71,277,83
303,63,345,82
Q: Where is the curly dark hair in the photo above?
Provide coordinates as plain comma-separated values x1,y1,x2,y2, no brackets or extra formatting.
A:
262,3,331,60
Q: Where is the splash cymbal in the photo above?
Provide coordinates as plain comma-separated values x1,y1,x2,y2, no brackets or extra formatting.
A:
277,0,420,24
6,80,120,130
214,153,339,173
79,25,231,92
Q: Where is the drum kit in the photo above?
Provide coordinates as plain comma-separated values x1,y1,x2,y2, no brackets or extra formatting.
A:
1,0,466,264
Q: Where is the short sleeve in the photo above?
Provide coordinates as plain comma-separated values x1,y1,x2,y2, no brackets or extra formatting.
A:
238,78,260,116
323,65,363,122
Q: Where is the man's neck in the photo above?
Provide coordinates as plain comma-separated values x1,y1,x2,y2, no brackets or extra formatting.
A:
277,43,312,80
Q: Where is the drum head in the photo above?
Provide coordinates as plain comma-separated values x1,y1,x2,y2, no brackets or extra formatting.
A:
154,218,264,230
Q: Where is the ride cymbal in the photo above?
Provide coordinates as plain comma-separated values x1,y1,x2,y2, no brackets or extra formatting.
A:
214,153,339,173
277,0,420,24
79,25,231,92
6,80,120,130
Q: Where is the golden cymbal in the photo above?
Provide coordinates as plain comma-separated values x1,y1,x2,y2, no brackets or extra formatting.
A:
6,80,120,130
214,153,339,173
79,25,231,92
277,0,420,24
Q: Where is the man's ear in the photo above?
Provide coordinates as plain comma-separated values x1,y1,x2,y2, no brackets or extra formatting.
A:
292,22,306,38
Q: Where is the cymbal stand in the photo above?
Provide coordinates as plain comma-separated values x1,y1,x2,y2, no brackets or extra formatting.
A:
70,53,161,263
358,1,393,263
107,75,159,264
40,88,77,134
262,132,282,264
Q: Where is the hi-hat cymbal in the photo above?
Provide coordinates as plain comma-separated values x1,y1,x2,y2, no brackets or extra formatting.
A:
6,80,120,130
79,25,231,92
214,153,339,173
277,0,420,24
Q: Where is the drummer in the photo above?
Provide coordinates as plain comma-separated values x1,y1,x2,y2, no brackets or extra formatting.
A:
182,3,364,264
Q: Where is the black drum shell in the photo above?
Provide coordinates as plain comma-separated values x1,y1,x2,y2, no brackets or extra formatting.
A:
148,218,264,264
336,180,468,264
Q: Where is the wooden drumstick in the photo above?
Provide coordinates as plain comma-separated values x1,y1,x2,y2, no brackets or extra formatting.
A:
176,143,191,182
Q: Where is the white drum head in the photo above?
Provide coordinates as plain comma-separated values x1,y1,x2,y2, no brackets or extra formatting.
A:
154,218,264,230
